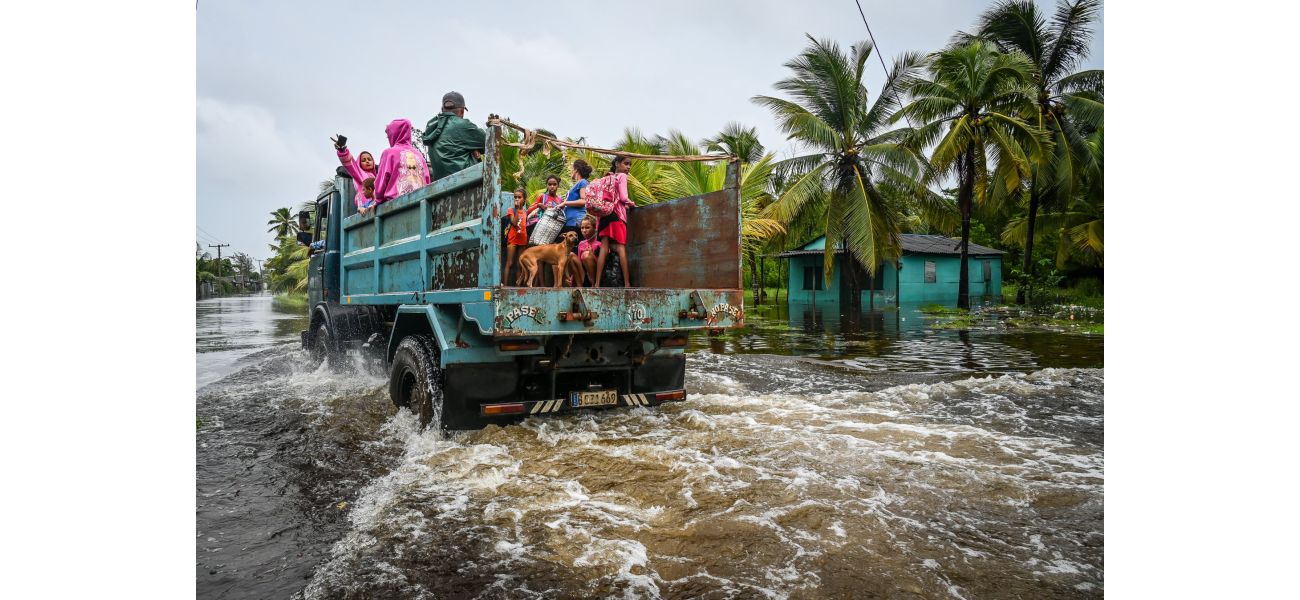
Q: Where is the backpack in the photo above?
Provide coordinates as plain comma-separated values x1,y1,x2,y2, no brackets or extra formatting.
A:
583,175,618,217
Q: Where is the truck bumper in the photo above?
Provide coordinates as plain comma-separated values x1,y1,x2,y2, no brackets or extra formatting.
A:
438,352,686,429
481,389,687,418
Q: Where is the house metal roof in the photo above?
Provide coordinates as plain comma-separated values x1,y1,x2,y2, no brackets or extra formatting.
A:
773,234,1005,258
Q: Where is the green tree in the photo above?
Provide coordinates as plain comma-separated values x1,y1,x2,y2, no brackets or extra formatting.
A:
266,207,297,238
896,40,1043,309
264,236,309,293
229,252,256,285
498,126,569,200
1003,125,1102,268
970,0,1103,303
753,36,930,306
702,122,766,164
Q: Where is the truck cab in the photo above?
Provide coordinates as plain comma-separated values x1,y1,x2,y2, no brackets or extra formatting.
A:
300,124,744,429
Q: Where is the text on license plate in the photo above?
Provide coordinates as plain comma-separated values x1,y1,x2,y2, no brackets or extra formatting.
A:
571,389,618,407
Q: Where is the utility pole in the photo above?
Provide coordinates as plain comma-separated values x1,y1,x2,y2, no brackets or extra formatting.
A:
209,243,229,276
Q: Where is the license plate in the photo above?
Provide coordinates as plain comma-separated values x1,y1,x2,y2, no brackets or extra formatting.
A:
571,389,618,408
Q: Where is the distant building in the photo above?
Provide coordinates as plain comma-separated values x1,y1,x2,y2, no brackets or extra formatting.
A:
774,234,1005,306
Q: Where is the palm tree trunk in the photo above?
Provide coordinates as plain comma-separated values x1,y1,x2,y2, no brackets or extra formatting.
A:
958,148,974,310
840,240,862,310
868,269,875,310
1017,175,1040,305
747,249,760,306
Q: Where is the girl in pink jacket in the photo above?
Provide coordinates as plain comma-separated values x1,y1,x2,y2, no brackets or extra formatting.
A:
373,119,431,205
330,134,379,212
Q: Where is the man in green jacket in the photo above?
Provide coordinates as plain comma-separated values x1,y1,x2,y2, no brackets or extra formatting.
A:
422,91,488,182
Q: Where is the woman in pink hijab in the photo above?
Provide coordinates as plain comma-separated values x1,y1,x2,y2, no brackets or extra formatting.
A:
329,134,379,214
373,119,431,207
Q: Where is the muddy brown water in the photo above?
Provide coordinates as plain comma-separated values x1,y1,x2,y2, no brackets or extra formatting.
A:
197,294,1103,599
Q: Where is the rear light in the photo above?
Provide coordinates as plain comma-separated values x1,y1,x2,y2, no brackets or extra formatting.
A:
482,403,526,416
655,390,686,401
659,337,688,348
498,339,540,352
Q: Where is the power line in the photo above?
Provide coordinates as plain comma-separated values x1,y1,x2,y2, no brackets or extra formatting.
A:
196,224,225,243
195,231,219,247
853,0,914,129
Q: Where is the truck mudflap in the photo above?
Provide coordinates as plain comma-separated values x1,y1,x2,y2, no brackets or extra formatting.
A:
480,389,687,418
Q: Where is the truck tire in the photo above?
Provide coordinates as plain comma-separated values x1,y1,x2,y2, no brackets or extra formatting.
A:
310,323,334,364
388,335,443,429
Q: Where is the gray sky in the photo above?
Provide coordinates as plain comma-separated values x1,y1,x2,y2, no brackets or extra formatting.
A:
197,0,1103,260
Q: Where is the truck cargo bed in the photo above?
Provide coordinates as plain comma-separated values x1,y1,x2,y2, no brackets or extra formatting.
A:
333,125,744,340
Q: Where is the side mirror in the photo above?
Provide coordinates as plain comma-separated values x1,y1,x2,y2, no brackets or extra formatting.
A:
296,231,313,246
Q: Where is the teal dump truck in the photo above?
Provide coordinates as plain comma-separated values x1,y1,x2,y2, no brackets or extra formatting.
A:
298,125,745,429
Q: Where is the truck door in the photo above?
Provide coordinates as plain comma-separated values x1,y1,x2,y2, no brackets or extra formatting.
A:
307,200,329,306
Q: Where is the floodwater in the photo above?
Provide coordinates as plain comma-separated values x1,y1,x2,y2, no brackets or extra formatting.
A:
197,294,1103,599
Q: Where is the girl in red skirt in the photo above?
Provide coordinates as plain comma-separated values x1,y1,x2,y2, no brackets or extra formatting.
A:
594,155,634,288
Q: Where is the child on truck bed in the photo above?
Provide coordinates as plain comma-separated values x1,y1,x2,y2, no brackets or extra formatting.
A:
358,177,377,216
504,189,529,284
593,155,634,288
526,175,564,238
576,215,601,287
331,134,378,212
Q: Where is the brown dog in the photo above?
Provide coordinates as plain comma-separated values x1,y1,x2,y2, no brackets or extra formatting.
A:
517,231,579,288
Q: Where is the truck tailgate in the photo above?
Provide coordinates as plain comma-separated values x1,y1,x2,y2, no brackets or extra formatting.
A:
492,287,743,335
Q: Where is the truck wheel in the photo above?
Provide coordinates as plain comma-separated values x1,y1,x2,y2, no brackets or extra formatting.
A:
389,335,443,429
310,323,333,364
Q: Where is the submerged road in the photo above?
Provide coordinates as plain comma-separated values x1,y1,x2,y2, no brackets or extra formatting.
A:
197,294,1103,599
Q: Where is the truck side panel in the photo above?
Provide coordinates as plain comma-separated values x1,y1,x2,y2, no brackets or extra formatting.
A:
624,188,742,290
338,158,506,303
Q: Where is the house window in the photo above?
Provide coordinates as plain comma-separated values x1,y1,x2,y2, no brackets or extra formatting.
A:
982,260,992,283
802,266,824,290
924,261,936,283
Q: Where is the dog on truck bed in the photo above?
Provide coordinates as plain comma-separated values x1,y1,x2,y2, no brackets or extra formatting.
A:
517,231,579,288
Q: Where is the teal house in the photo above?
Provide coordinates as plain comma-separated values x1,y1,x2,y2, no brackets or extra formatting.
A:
775,235,1005,306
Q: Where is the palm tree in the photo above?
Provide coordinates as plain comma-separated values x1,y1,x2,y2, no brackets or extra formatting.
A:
895,39,1043,309
753,35,930,307
498,126,569,198
266,207,297,238
970,0,1103,304
1003,124,1102,268
703,123,766,164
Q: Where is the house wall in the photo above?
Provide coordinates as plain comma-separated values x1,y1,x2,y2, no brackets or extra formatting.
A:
784,254,1001,306
786,255,842,304
899,254,1002,305
785,255,899,305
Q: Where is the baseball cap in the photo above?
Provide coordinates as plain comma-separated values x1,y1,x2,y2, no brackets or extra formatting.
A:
442,91,467,111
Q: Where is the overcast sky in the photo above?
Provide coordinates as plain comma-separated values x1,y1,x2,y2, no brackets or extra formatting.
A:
197,0,1103,261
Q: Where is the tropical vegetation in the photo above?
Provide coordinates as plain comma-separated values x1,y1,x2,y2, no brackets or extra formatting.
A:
196,244,259,297
254,0,1101,310
752,35,940,308
895,39,1042,309
968,0,1103,303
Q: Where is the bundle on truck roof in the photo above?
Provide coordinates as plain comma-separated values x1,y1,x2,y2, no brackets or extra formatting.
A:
297,120,744,430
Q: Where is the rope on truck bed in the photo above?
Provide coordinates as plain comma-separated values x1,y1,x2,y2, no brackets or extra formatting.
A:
489,118,738,163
